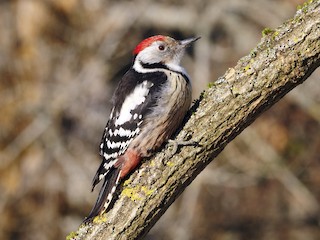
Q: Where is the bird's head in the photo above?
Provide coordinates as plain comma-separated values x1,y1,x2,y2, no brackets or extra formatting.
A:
133,35,200,67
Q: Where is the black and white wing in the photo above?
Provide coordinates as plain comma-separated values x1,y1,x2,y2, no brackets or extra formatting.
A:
86,69,167,219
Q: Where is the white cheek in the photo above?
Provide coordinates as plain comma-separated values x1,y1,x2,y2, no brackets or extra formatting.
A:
137,48,163,64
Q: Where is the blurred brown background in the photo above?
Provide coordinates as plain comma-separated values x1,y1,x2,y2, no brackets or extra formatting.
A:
0,0,319,239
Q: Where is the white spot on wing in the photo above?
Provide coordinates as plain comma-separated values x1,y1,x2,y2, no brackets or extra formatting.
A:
103,152,118,160
107,140,123,149
120,142,128,149
118,127,133,137
109,129,113,136
103,159,117,170
115,81,152,126
114,129,119,136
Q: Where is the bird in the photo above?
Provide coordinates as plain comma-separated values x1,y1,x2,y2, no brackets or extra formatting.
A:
86,35,200,220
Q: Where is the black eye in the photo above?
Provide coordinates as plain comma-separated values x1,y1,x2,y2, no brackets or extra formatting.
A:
158,45,165,51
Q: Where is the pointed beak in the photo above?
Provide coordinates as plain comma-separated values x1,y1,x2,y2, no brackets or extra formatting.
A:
179,36,201,48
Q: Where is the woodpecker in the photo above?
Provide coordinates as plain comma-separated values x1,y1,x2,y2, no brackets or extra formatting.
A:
87,35,199,219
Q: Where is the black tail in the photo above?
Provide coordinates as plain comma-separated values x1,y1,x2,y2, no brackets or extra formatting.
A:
85,168,121,221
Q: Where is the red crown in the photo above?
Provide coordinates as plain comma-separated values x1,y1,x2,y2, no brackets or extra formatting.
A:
133,35,166,55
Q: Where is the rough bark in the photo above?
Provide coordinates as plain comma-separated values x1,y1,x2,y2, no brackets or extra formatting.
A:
68,1,320,239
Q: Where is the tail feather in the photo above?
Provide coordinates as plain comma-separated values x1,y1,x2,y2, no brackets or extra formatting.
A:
91,162,110,191
85,168,121,221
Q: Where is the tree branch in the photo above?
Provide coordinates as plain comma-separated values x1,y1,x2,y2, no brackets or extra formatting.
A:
68,1,320,239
